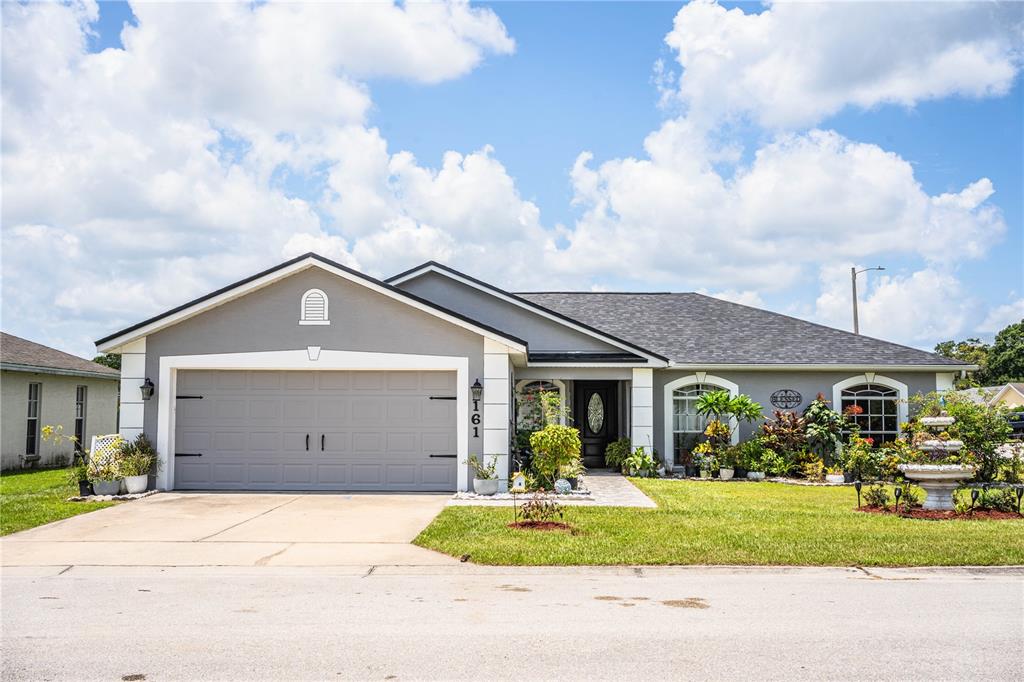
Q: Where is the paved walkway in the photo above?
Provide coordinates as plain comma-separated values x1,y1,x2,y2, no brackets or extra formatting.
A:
448,471,657,508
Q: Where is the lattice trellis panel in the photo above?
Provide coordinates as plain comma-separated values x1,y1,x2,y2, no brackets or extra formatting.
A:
88,434,124,469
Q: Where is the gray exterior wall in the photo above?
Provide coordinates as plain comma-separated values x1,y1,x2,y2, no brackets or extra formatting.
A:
1,370,118,469
142,267,487,483
652,369,941,465
397,271,620,353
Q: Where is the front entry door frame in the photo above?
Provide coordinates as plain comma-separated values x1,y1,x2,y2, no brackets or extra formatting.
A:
573,380,619,468
157,349,469,491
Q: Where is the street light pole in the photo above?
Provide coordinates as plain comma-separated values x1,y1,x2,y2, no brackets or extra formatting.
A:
851,265,885,335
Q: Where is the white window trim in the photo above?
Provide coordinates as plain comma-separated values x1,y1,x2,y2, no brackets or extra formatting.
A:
156,350,469,492
832,374,909,438
662,373,739,472
514,379,568,426
299,288,330,325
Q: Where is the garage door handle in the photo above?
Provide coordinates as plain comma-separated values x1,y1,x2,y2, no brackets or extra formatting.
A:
305,434,309,451
321,434,325,451
175,453,203,457
429,454,457,458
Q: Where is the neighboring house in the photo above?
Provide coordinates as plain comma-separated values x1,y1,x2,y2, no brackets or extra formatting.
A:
1,332,120,470
958,383,1024,407
94,253,973,493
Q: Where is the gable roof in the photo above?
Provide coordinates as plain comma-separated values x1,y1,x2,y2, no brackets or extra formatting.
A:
95,253,527,353
990,383,1024,404
515,292,971,369
386,261,669,364
1,332,119,379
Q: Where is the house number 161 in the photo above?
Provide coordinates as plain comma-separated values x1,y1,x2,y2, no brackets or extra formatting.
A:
472,396,481,438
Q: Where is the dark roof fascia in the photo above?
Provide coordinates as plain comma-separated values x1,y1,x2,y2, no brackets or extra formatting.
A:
385,261,670,362
96,253,528,349
527,351,646,363
1,362,119,380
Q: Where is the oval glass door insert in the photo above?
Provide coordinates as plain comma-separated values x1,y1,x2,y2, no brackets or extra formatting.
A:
587,392,605,433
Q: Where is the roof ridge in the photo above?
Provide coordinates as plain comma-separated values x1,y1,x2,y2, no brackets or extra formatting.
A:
515,291,680,295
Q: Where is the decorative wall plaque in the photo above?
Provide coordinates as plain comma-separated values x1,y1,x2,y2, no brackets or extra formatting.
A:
770,389,803,410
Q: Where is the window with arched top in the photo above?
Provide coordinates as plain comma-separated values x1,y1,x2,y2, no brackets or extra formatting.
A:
299,289,330,325
662,374,740,469
832,374,908,444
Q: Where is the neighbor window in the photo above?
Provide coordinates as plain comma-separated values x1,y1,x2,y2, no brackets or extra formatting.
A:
840,383,900,443
74,385,87,452
299,288,330,325
672,383,718,460
25,383,41,455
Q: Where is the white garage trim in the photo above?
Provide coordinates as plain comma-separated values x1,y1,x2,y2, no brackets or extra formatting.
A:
157,349,469,491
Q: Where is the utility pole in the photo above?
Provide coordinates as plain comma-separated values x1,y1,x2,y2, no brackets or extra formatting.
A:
851,265,885,334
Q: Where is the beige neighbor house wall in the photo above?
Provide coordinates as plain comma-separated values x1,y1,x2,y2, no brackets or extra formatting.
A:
1,370,119,470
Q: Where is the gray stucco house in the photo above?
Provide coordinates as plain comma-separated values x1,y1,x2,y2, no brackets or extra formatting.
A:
94,253,971,492
1,332,120,470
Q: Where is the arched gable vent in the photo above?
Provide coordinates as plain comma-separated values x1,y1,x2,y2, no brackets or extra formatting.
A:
300,288,330,325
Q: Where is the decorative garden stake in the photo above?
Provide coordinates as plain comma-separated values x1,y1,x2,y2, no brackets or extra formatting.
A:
854,480,862,509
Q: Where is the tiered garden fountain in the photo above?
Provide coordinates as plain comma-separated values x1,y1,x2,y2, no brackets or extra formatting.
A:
898,412,975,510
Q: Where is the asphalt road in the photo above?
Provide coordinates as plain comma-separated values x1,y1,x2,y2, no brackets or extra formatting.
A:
2,565,1022,681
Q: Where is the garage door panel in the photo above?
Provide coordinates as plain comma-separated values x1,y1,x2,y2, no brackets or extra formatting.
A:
174,370,456,491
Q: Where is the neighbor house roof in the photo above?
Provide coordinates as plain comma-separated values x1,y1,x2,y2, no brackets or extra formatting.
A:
1,332,120,379
514,292,970,369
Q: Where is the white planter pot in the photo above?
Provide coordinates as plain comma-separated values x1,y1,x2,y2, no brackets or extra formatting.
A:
898,464,975,511
124,474,149,494
699,470,712,479
473,478,499,496
825,474,845,484
719,468,734,481
746,471,765,481
91,480,121,496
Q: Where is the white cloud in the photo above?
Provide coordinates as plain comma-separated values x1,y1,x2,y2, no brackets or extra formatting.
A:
813,265,975,346
665,0,1023,128
979,299,1024,332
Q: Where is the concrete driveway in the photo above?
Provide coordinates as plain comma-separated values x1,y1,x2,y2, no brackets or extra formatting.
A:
0,492,455,567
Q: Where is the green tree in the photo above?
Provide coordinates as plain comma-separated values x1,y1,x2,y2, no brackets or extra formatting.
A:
933,338,990,387
92,353,121,371
986,320,1024,384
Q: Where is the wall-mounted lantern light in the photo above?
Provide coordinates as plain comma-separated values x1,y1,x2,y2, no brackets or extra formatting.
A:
471,379,483,402
140,378,155,400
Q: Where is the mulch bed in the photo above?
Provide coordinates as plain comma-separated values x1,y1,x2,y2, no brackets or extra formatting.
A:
508,521,575,532
857,506,1021,521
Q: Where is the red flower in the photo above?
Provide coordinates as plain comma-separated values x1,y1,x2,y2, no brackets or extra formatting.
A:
865,437,874,446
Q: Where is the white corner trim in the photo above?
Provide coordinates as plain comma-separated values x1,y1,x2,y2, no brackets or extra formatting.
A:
662,373,740,472
831,373,909,435
155,349,470,492
389,263,666,365
97,258,526,354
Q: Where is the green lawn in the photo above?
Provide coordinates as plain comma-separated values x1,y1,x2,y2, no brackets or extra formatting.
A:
1,468,116,536
415,479,1024,566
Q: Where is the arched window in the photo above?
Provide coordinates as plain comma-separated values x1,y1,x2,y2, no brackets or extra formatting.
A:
832,375,908,444
663,374,739,470
515,380,567,428
299,289,330,325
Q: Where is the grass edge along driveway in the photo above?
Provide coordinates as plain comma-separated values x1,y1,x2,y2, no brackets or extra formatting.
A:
414,479,1024,567
1,468,116,536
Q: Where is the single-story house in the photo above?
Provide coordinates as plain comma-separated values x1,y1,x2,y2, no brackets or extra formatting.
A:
1,332,120,469
94,253,973,492
958,383,1024,407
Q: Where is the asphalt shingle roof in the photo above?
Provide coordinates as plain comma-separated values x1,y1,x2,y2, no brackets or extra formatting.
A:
1,332,119,378
515,292,967,367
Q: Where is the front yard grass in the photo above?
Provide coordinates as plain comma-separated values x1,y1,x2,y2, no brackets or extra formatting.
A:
1,468,116,536
414,479,1024,566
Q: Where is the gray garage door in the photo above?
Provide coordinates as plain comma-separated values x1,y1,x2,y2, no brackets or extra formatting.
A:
173,370,457,491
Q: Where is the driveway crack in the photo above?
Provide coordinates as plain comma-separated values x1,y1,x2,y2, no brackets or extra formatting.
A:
196,496,302,541
254,543,292,566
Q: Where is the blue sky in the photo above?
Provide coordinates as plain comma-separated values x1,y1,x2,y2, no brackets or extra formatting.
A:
2,1,1022,357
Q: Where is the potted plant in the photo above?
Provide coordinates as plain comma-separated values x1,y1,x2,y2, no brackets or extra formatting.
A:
719,446,737,481
560,457,586,490
825,466,845,484
88,458,122,496
117,434,157,494
604,437,631,471
467,454,499,496
692,442,716,478
66,455,92,496
621,446,658,477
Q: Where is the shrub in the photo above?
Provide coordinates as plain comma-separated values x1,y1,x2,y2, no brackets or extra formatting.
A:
842,434,881,481
801,458,825,481
117,434,158,477
529,424,582,489
760,410,807,454
863,484,890,509
604,437,631,469
520,492,563,523
758,450,792,477
803,393,849,464
622,447,659,477
736,437,770,471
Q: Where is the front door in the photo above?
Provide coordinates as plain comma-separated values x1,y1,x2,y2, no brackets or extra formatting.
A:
574,381,618,469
